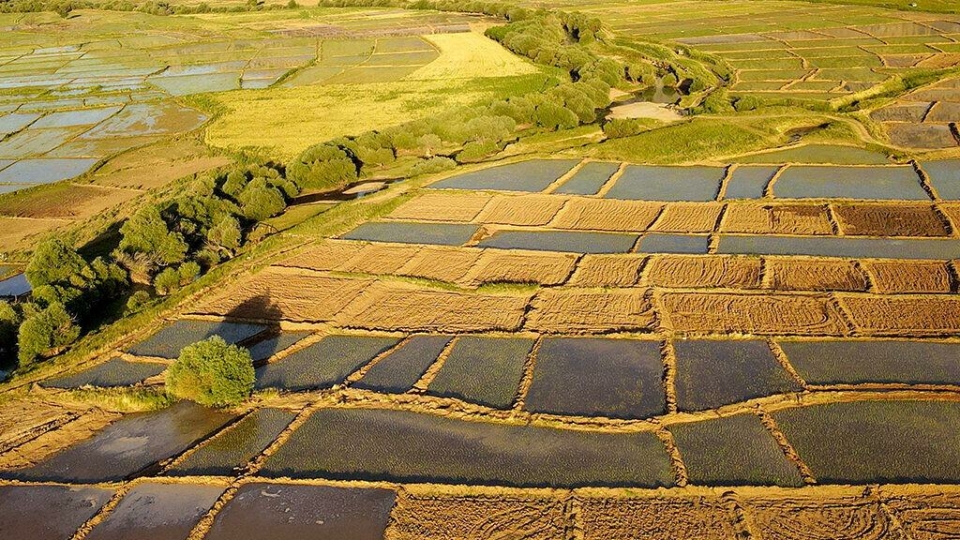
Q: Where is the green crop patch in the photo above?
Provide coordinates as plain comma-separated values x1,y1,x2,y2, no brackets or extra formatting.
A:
670,413,805,487
427,336,534,409
261,408,676,488
774,400,960,484
41,358,167,389
127,320,267,360
86,483,224,540
674,340,802,412
781,340,960,386
354,335,453,394
255,335,401,392
167,408,296,477
736,145,890,165
524,337,666,419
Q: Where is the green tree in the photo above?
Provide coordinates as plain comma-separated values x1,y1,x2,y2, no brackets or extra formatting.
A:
118,205,189,266
166,336,255,407
17,302,79,366
0,301,20,360
25,238,89,290
238,179,286,221
287,144,358,190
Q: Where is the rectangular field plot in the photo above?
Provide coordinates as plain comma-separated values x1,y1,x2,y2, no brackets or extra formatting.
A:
526,288,657,334
391,493,567,540
660,292,848,336
669,413,805,487
127,320,267,359
717,235,960,260
387,192,493,222
863,260,953,294
644,255,762,289
832,203,949,237
724,165,779,199
429,160,580,192
604,166,726,202
0,112,40,135
246,331,312,362
478,230,638,254
637,233,709,254
781,340,960,386
553,161,620,195
0,158,98,185
923,160,960,199
41,358,166,389
256,335,399,392
167,408,296,476
737,144,890,165
2,401,234,483
341,222,478,246
354,335,452,393
550,199,662,232
261,408,675,488
772,166,928,200
773,400,960,484
427,336,534,409
85,483,224,540
674,340,801,411
31,106,121,128
579,494,739,540
205,483,395,540
0,485,113,540
524,337,666,419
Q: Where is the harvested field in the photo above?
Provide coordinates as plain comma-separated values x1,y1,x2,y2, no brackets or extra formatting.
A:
840,296,960,335
832,204,949,237
3,402,234,483
276,241,366,272
127,320,266,359
476,195,565,226
335,281,531,332
461,250,577,286
194,268,372,322
773,400,960,484
605,166,725,202
742,493,893,540
388,493,567,540
388,192,493,222
0,485,113,540
341,222,478,246
781,340,960,385
205,483,395,540
568,254,645,287
429,160,579,192
550,198,661,232
86,483,224,540
0,216,74,250
554,161,620,195
637,233,709,254
41,358,167,389
579,495,738,540
659,292,848,336
643,255,762,289
773,166,928,200
884,491,960,540
395,245,482,282
764,258,869,292
427,336,534,409
721,203,834,235
261,408,675,487
0,184,139,220
670,413,805,486
478,230,638,254
337,243,422,275
673,340,801,411
355,335,452,393
256,335,400,391
524,337,666,419
863,260,953,294
652,203,724,232
525,288,657,334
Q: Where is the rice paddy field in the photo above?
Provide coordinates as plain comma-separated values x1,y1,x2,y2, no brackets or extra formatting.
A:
5,0,960,538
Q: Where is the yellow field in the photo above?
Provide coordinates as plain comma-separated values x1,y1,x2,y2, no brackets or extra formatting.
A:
404,32,540,81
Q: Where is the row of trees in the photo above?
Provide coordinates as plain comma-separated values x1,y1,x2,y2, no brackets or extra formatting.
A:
0,0,295,16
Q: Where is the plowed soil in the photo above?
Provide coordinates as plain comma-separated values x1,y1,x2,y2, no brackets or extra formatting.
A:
659,292,849,335
764,258,869,292
397,245,483,282
387,494,568,540
721,203,834,235
276,241,365,271
388,192,493,222
864,260,953,294
643,255,762,289
525,289,657,333
476,195,565,226
832,204,949,237
579,495,739,540
840,296,960,335
885,491,960,540
338,243,422,275
652,203,724,232
462,250,578,286
551,198,662,232
742,495,893,540
568,255,646,287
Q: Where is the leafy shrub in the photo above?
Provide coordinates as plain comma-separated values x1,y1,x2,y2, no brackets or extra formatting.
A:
603,118,659,139
662,72,678,87
533,101,579,130
457,140,501,163
0,301,20,360
239,179,286,221
17,302,79,366
409,157,456,176
166,336,255,407
119,204,189,267
288,144,358,190
153,267,181,296
125,290,152,313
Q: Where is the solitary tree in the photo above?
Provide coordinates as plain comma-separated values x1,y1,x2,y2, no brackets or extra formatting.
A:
166,336,255,407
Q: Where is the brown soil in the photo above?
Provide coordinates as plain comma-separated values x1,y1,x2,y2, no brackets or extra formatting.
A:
0,216,71,251
579,495,739,540
0,400,79,453
742,495,893,540
396,245,483,283
721,203,834,235
644,255,762,289
476,195,566,226
94,138,230,190
551,199,662,232
276,241,366,272
0,184,139,220
840,295,960,336
568,255,646,287
884,491,960,540
832,204,949,237
388,192,493,222
386,493,567,540
764,258,869,292
524,288,657,334
195,267,372,322
871,102,931,122
659,292,849,335
885,123,958,149
0,409,120,469
652,203,724,233
461,250,578,287
926,102,960,123
863,260,953,294
337,244,423,275
933,203,960,229
335,281,531,332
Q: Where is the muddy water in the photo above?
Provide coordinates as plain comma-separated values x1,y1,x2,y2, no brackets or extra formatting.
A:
553,161,620,195
2,401,234,483
127,319,267,359
0,485,113,539
479,230,638,254
780,340,960,385
717,235,960,260
42,357,167,389
86,483,224,540
605,165,725,202
255,335,400,391
773,165,928,200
